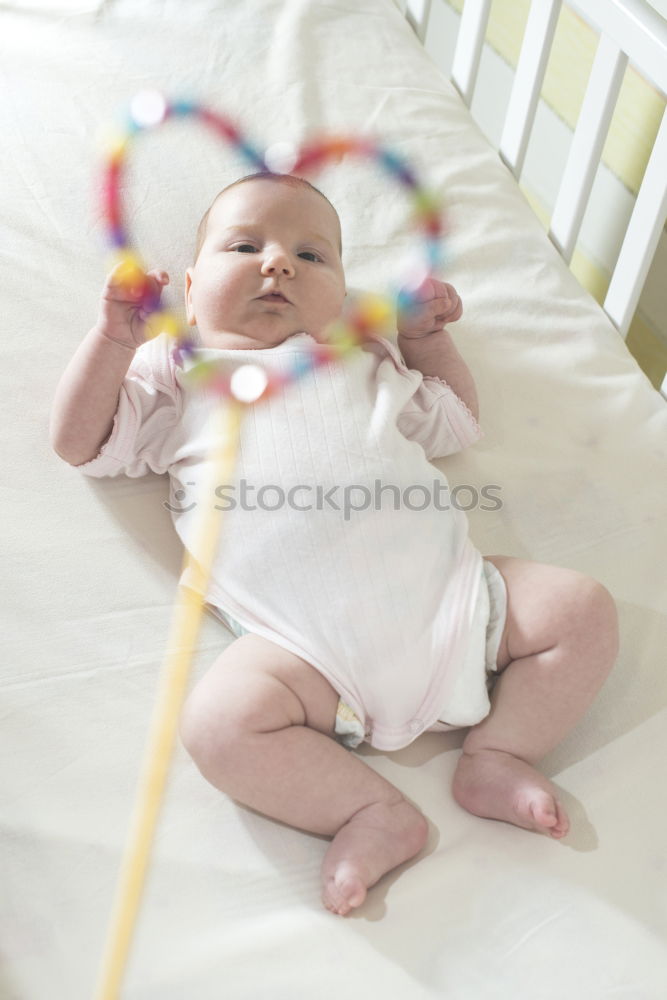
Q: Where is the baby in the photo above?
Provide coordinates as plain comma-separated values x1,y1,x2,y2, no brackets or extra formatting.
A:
50,173,619,917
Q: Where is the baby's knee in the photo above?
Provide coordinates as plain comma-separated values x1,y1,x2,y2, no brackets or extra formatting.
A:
571,575,619,663
179,685,225,771
179,675,248,774
180,653,305,774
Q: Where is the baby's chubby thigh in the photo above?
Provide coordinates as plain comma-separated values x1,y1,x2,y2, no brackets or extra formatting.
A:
180,633,341,770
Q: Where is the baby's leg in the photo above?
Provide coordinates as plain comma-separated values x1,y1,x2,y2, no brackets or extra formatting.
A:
453,556,619,837
180,634,428,915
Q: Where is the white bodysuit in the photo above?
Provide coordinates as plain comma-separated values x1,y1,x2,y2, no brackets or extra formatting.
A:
81,330,499,751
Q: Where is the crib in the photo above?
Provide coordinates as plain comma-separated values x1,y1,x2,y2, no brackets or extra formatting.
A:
1,1,666,998
405,0,667,390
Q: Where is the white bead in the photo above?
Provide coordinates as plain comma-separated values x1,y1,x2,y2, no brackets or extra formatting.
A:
130,90,168,128
230,364,269,403
395,249,430,294
264,141,298,175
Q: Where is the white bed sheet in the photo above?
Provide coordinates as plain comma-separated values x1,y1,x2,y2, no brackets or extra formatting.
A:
1,1,666,997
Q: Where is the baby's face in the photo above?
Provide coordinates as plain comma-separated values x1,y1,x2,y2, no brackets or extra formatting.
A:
185,180,346,350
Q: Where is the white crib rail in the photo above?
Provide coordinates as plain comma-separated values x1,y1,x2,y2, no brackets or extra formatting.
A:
451,0,492,108
404,0,667,343
498,0,561,178
404,0,432,42
603,105,667,336
562,0,667,338
549,34,628,264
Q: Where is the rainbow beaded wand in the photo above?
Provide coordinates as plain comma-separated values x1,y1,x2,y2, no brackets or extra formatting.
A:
94,90,445,999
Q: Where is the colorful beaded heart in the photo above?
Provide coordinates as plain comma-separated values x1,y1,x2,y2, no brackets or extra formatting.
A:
101,90,446,404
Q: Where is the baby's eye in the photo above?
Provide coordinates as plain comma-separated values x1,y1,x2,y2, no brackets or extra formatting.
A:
298,250,322,262
233,243,258,254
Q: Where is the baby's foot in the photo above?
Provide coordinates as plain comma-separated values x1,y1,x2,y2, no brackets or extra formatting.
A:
321,798,428,916
452,749,570,838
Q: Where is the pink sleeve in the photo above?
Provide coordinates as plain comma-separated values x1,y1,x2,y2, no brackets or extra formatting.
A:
378,337,484,460
77,336,182,479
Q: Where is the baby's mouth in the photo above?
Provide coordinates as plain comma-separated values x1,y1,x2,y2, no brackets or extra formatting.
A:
258,291,291,304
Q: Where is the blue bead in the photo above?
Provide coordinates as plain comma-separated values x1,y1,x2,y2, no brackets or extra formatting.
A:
396,288,418,311
379,148,416,187
109,226,126,248
291,355,313,378
238,142,267,170
124,115,142,135
427,240,442,269
170,100,199,117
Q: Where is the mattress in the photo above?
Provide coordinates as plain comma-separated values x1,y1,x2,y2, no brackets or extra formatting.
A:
1,0,666,997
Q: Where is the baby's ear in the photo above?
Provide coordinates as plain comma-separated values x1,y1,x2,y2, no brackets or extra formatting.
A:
184,267,196,326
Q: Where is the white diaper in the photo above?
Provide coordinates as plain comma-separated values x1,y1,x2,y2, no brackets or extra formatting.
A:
426,558,507,736
332,559,507,747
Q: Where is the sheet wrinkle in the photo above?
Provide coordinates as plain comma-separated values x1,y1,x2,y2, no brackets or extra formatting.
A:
0,660,152,692
501,908,572,959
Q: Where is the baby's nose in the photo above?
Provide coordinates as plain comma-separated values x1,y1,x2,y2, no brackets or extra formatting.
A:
261,252,295,277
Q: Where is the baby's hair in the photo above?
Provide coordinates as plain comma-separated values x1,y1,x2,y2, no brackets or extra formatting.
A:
193,172,342,262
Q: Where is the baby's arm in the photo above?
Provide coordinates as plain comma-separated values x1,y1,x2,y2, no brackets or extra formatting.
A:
396,278,478,422
50,265,169,466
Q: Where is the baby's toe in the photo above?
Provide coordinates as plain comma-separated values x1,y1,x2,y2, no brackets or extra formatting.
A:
322,863,367,916
549,800,570,839
529,794,569,838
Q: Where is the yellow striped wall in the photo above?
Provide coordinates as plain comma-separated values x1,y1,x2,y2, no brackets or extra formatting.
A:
446,0,667,388
446,0,665,190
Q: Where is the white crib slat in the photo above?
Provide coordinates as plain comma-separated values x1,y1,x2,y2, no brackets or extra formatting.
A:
404,0,432,45
568,0,667,96
451,0,492,108
549,35,627,263
499,0,561,178
604,105,667,339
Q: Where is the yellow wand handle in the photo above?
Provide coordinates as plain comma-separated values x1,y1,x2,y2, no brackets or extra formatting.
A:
93,398,244,1000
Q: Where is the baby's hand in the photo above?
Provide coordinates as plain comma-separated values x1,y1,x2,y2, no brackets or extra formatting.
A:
396,278,462,339
96,263,170,350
